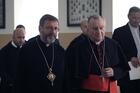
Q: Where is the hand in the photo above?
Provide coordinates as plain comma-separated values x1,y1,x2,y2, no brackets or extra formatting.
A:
131,57,140,68
102,67,114,77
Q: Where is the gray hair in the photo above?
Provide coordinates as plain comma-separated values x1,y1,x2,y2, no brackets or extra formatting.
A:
88,15,104,22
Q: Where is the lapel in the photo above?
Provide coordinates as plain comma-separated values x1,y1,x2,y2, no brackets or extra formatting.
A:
124,24,137,56
125,24,137,47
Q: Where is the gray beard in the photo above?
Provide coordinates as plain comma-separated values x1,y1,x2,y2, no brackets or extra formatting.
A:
40,35,56,44
46,36,56,44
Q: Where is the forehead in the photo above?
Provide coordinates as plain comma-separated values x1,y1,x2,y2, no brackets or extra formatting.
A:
16,28,25,31
14,29,25,36
89,18,105,26
43,20,59,26
129,11,140,16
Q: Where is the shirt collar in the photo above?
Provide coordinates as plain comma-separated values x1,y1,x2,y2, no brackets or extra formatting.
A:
129,23,139,30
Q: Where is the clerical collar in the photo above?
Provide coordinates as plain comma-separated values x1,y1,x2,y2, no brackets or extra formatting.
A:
11,41,21,48
46,43,50,47
38,37,53,47
90,39,104,47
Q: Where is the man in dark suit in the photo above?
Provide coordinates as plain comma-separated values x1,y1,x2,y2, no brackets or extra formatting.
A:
112,6,140,93
0,25,26,93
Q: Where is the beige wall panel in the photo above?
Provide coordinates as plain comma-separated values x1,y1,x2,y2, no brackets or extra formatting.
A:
0,32,112,49
0,34,12,48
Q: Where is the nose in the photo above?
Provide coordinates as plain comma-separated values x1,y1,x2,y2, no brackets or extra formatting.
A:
48,30,56,36
95,28,102,33
49,28,58,33
20,38,25,43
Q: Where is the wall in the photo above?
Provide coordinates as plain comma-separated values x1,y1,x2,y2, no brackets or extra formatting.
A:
0,0,14,34
14,0,58,40
59,0,112,33
0,34,12,48
0,0,112,49
0,0,14,48
58,0,112,48
113,0,140,31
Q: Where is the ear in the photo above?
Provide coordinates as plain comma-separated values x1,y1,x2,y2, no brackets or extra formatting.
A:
39,26,42,33
128,14,130,20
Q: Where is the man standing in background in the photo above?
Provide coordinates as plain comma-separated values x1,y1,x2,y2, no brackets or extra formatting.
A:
68,20,88,47
112,6,140,93
0,25,26,93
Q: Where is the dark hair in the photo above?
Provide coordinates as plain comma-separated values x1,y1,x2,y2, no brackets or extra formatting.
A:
39,14,58,26
128,6,140,15
16,24,25,29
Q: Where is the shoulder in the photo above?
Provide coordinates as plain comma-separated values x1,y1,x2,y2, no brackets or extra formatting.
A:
28,35,39,42
54,43,65,53
105,37,122,53
0,42,15,58
1,42,13,51
105,37,119,46
114,24,129,33
25,35,40,46
27,35,38,44
113,24,130,39
21,38,37,53
68,34,88,48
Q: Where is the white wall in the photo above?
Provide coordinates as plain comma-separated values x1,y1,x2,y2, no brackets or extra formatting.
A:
14,0,58,40
0,0,14,34
102,0,112,32
2,0,140,35
59,0,112,33
0,0,112,36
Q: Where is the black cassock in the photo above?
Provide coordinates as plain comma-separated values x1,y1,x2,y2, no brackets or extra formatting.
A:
0,42,21,93
64,36,130,93
15,36,65,93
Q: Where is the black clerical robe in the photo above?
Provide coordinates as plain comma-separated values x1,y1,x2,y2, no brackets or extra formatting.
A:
15,36,65,93
0,42,20,93
64,36,130,93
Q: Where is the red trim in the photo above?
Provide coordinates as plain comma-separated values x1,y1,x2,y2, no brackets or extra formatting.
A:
82,74,117,93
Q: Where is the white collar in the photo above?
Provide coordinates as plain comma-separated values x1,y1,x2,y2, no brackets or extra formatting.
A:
11,41,22,48
11,41,18,48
